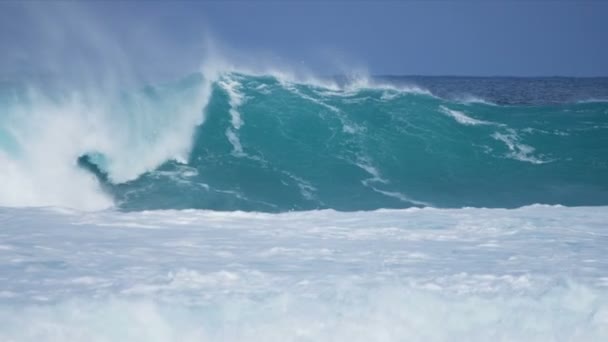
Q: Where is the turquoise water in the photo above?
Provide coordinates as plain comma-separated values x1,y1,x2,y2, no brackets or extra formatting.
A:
2,73,608,211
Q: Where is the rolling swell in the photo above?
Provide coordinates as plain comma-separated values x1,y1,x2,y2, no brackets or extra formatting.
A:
2,72,608,211
104,73,608,211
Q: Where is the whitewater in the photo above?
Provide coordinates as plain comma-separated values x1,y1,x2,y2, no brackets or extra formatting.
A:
0,206,607,341
1,65,608,341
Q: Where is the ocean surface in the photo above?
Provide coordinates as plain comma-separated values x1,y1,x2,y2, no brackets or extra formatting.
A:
1,71,607,341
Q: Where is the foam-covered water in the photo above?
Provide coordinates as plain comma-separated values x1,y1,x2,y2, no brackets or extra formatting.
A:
0,205,607,341
1,72,607,211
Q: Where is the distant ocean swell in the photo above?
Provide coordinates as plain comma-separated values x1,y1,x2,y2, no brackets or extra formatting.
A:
0,72,607,211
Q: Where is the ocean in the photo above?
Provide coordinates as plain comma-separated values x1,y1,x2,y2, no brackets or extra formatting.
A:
1,71,607,341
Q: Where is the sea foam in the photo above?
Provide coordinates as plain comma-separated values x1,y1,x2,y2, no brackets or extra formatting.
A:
0,205,607,341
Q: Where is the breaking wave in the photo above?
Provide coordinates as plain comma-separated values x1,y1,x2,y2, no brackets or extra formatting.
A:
1,69,607,211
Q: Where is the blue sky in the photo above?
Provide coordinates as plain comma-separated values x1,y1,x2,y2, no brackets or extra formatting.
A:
1,1,607,78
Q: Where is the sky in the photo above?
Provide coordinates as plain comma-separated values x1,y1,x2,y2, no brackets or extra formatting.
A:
1,1,607,79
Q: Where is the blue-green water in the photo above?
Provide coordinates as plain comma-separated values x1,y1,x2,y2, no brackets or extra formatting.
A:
2,73,608,211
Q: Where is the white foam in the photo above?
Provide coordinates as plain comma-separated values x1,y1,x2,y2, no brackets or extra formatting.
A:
453,94,498,106
0,73,214,210
280,80,368,136
282,171,318,201
225,129,245,156
356,157,388,185
1,285,606,341
492,129,552,164
202,46,431,98
355,157,431,207
281,81,340,113
217,74,245,130
0,205,607,340
439,105,493,126
338,75,433,96
368,187,431,207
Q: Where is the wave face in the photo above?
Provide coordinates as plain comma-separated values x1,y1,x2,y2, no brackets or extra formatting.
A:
1,73,608,211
